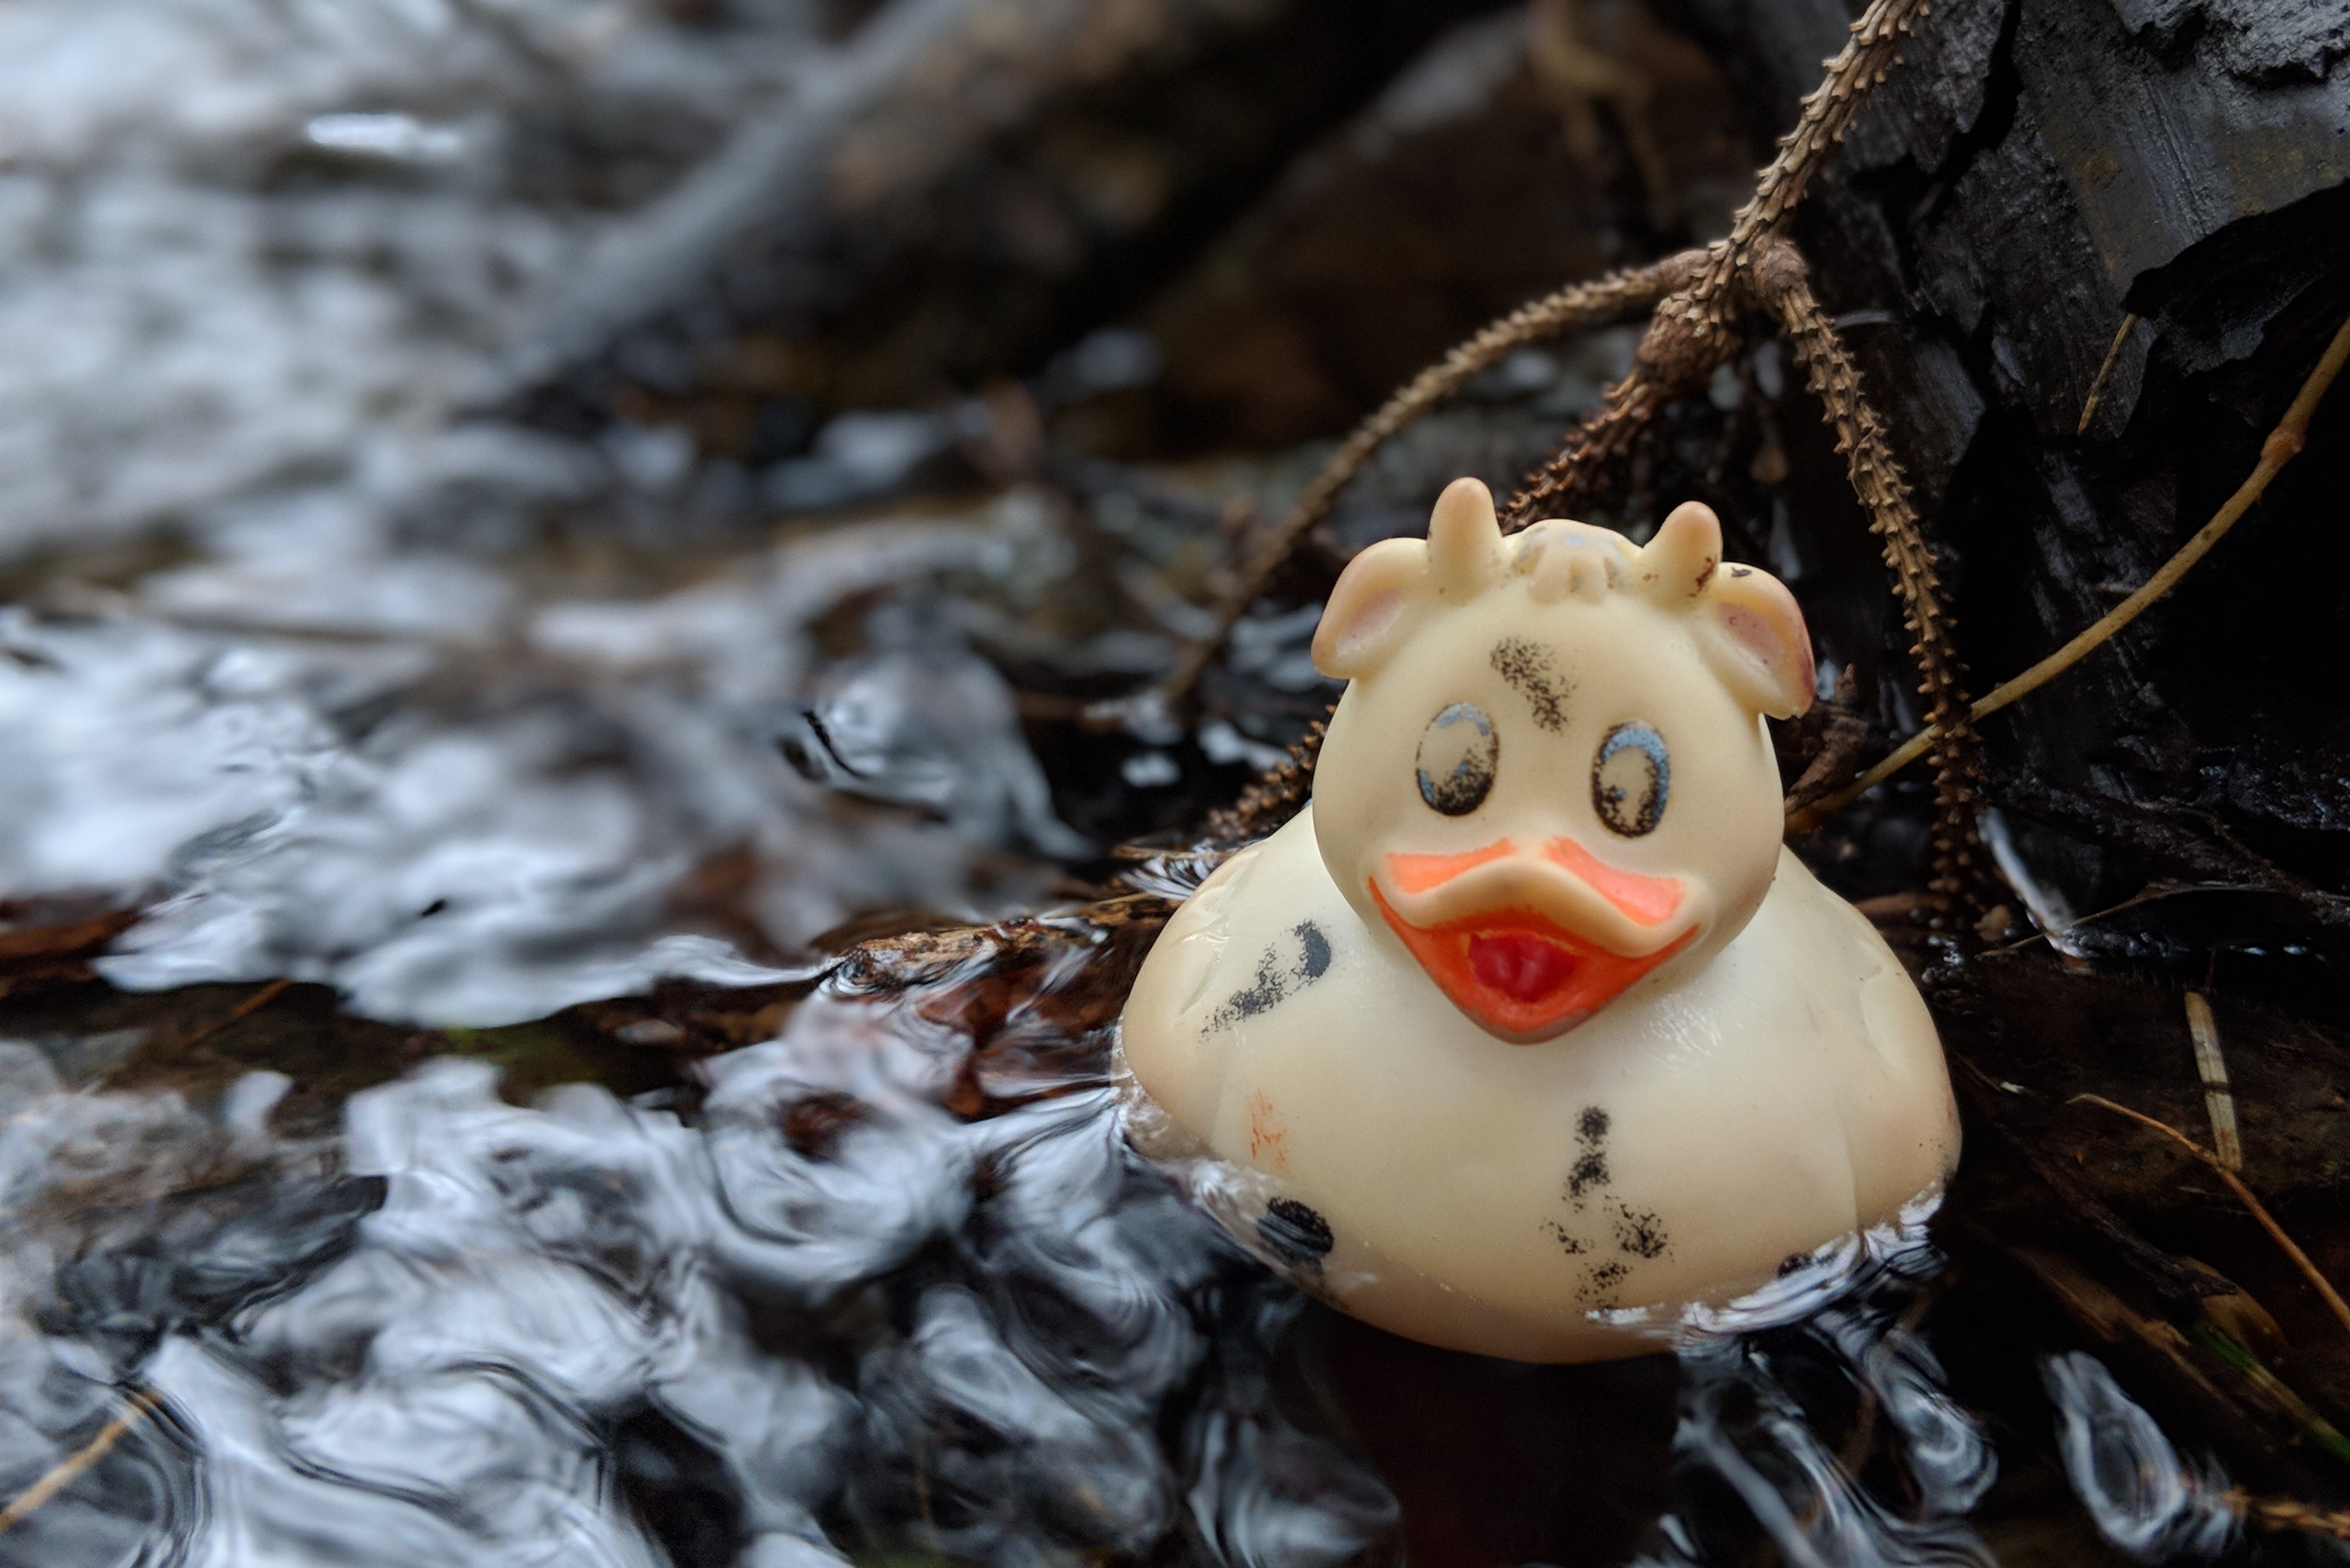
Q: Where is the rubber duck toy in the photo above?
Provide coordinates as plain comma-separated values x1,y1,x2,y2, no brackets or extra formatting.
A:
1118,478,1959,1362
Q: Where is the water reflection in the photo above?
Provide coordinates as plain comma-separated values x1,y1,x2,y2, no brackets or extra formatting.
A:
0,493,1099,1027
0,949,2061,1568
2041,1353,2238,1562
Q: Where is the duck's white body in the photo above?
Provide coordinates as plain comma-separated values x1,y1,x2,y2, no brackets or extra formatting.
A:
1118,481,1965,1362
1119,807,1957,1362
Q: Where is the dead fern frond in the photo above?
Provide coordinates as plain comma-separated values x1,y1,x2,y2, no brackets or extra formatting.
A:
1176,0,1975,878
1753,238,1981,896
1501,0,1934,523
1201,714,1329,845
1159,253,1704,706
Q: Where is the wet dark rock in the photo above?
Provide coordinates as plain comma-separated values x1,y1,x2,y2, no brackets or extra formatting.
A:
1681,0,2350,983
515,0,1524,442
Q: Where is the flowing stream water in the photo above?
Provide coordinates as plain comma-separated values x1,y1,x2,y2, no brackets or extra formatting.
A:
0,2,2262,1563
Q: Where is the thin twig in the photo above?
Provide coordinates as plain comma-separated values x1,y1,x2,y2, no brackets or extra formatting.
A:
2077,312,2140,437
1157,256,1701,706
1700,0,1934,299
0,1388,159,1537
1499,284,1729,528
2071,1093,2350,1345
1790,306,2350,830
177,977,293,1053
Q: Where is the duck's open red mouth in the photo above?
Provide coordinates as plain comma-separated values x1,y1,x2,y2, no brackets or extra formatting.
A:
1367,886,1695,1042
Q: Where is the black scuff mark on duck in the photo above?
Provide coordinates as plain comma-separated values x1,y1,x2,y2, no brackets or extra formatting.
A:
1565,1104,1610,1208
1544,1220,1589,1256
1207,921,1331,1031
1490,636,1571,733
1257,1197,1334,1272
1609,1203,1669,1261
1578,1260,1630,1307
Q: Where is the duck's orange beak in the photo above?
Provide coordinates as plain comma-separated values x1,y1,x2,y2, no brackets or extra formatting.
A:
1370,837,1694,1042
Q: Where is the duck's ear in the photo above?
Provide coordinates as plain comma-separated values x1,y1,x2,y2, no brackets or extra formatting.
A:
1311,538,1425,679
1701,563,1817,718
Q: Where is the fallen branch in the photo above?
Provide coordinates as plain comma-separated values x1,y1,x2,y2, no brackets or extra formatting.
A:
1789,306,2350,832
2071,1093,2350,1347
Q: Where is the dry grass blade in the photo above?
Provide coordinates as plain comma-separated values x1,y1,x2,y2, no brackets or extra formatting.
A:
0,1388,159,1537
2184,991,2242,1171
2071,1093,2350,1345
1790,306,2350,830
1157,256,1701,706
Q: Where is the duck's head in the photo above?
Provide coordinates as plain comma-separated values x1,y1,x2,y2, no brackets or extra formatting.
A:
1308,478,1816,1044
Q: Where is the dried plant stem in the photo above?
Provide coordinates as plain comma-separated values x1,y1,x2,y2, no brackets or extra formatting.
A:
1790,306,2350,831
1166,0,1935,708
1172,0,1948,844
1204,714,1329,844
1756,241,1979,894
2077,312,2140,437
1158,256,1700,705
2071,1093,2350,1345
1702,0,1933,294
1503,0,1934,523
2233,1490,2350,1541
0,1389,158,1537
181,977,292,1051
1499,283,1732,527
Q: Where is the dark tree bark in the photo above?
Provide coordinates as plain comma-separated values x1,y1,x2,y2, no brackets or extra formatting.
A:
1680,0,2350,996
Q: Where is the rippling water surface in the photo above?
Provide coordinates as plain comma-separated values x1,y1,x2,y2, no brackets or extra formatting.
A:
0,972,2024,1568
6,921,2240,1568
0,1,2267,1563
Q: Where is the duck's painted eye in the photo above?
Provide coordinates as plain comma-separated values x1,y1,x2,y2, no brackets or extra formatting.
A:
1416,702,1497,815
1592,721,1669,837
